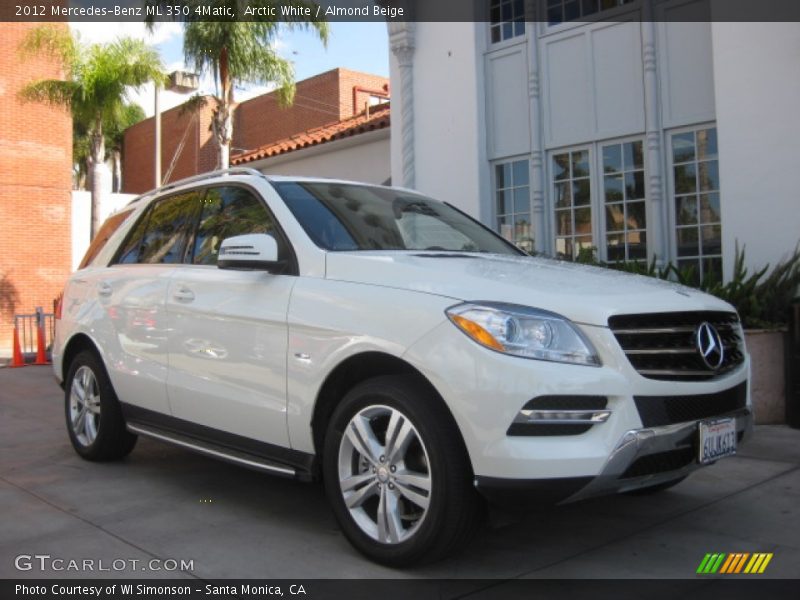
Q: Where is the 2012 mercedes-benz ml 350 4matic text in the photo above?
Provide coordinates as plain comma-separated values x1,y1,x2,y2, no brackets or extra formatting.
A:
54,168,752,565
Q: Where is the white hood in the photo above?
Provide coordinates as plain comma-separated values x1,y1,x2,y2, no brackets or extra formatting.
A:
324,252,735,327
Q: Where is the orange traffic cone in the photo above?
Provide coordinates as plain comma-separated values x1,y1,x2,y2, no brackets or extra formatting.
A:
10,320,26,368
34,314,49,366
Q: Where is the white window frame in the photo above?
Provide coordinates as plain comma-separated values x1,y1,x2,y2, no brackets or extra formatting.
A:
492,157,534,253
545,136,653,263
666,122,722,282
489,0,528,47
537,0,641,37
547,145,597,261
597,135,649,264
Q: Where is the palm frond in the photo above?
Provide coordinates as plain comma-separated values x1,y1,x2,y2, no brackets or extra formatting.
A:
17,79,79,110
178,93,211,116
18,24,78,69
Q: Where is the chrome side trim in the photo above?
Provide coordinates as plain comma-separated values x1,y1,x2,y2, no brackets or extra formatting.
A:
563,408,753,503
516,409,612,425
127,423,296,477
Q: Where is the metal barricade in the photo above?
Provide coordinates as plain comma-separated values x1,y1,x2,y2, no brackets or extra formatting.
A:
11,307,54,366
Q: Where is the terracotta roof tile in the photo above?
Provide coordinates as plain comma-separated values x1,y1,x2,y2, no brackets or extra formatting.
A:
231,103,390,165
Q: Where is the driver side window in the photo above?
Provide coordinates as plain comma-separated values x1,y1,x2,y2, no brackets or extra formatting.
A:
188,186,286,266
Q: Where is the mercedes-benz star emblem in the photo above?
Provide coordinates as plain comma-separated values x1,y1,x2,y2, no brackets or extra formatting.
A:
696,322,725,370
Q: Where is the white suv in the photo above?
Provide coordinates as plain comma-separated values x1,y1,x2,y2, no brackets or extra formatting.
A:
54,168,752,565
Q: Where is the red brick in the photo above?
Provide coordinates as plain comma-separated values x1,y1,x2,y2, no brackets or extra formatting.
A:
0,23,72,349
122,68,389,194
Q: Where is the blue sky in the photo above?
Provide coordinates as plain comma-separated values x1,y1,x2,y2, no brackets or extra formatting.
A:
70,21,389,116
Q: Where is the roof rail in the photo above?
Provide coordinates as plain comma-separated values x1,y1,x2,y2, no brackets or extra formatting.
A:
126,167,268,207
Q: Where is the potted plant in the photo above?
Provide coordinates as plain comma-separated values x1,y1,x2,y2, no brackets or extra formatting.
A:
574,244,800,424
707,247,799,422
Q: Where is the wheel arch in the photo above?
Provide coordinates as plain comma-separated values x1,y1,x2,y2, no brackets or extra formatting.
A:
61,332,103,383
310,352,470,468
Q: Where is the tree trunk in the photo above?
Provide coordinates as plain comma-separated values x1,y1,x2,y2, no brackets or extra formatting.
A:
214,47,234,170
219,133,230,170
112,150,122,193
90,161,111,239
89,122,109,239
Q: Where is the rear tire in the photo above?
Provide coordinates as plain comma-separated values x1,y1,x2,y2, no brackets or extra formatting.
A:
323,375,483,566
65,350,137,461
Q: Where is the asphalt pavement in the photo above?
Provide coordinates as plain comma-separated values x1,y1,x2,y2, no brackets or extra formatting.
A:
1,365,798,582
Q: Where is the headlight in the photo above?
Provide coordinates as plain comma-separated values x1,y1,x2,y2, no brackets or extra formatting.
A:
446,302,600,366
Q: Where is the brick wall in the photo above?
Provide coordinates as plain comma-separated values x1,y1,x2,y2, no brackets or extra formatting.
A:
234,68,389,154
0,23,72,349
122,99,218,195
338,68,391,120
122,68,389,192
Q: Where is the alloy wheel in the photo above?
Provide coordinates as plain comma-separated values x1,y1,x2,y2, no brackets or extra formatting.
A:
337,404,432,544
69,365,101,447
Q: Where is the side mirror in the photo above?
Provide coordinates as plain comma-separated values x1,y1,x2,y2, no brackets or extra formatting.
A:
217,234,282,271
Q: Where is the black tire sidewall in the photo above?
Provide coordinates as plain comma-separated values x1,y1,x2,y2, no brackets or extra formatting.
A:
323,376,468,565
64,350,130,460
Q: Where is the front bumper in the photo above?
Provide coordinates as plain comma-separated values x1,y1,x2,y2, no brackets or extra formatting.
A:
404,320,753,481
475,407,753,507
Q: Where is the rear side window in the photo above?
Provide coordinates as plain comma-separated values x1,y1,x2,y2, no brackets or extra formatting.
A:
116,191,202,264
78,209,134,269
188,186,288,266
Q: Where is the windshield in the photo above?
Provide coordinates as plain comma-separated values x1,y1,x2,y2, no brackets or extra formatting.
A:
273,181,522,255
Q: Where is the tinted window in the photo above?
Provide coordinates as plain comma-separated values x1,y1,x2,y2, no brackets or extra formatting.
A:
116,191,200,264
273,182,521,255
116,208,152,264
188,186,287,266
79,209,134,269
272,182,357,250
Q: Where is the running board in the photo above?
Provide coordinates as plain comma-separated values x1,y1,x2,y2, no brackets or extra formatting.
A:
127,423,298,479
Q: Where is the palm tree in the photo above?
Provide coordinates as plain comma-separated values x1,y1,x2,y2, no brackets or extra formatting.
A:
73,103,145,192
19,26,165,237
106,103,147,192
73,118,91,191
149,1,328,169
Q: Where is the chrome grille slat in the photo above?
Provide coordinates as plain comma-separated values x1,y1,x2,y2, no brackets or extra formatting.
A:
636,369,720,377
608,311,745,382
611,326,696,335
625,348,696,355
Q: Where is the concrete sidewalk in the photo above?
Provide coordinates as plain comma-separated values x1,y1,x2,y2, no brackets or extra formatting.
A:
1,366,798,580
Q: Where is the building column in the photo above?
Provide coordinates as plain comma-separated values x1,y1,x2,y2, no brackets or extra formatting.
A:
642,3,667,264
526,1,547,253
389,23,416,189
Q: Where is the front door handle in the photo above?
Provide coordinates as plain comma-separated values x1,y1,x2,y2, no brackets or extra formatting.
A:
98,282,112,297
172,287,195,302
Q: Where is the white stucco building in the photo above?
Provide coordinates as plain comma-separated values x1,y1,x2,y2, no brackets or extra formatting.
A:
232,103,391,186
389,0,800,282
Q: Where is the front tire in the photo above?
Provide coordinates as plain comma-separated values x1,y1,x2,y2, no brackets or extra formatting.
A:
65,350,137,461
323,375,482,566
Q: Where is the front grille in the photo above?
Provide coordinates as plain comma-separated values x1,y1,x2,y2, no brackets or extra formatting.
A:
609,311,745,381
507,395,608,437
634,381,747,427
621,448,695,479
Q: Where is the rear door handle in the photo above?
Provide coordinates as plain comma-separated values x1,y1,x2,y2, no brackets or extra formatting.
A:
98,282,113,297
172,287,195,302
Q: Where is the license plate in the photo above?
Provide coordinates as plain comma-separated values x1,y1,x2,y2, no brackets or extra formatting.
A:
698,418,737,464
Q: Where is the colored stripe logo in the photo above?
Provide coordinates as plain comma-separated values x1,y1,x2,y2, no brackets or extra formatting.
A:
697,553,773,574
